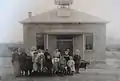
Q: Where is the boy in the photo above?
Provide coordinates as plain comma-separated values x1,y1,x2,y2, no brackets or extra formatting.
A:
37,49,44,72
73,49,81,73
58,56,67,76
45,55,53,76
64,50,70,62
64,50,70,75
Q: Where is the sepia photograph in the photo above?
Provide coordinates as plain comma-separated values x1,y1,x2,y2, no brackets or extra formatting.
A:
0,0,120,81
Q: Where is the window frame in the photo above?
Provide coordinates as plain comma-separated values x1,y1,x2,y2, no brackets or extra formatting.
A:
36,33,44,50
84,33,94,51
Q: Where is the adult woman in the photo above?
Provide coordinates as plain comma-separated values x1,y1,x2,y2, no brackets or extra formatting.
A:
73,49,81,73
18,48,27,76
12,49,21,77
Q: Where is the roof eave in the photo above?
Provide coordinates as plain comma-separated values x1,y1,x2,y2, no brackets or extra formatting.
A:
20,21,108,24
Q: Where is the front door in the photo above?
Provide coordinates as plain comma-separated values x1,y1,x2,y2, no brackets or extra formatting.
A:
56,35,73,55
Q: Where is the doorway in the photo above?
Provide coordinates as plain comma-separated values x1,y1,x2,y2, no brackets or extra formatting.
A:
56,35,73,55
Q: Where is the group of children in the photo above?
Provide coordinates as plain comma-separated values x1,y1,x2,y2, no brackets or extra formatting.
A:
12,47,83,77
30,48,82,76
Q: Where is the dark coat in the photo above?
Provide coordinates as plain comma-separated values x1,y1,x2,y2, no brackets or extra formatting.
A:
25,56,33,70
19,52,27,70
45,58,53,68
64,54,70,62
12,52,21,76
44,52,51,60
73,55,81,64
68,51,73,56
12,52,20,62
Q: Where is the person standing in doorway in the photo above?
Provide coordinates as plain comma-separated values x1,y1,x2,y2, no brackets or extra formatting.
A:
73,49,81,73
53,48,61,58
44,49,51,61
66,49,72,56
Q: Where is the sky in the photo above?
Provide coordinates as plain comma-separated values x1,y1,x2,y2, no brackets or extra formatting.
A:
0,0,120,44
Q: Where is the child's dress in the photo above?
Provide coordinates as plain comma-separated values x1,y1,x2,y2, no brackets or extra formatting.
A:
37,52,44,71
67,60,75,72
32,54,38,72
52,58,59,72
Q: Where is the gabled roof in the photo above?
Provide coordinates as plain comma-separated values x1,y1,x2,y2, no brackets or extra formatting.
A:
21,8,108,24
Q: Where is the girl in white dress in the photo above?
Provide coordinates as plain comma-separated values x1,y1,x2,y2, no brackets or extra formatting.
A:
67,56,75,75
52,56,59,75
37,49,44,72
32,51,38,72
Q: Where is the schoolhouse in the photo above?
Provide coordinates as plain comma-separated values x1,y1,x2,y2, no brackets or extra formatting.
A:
21,0,108,61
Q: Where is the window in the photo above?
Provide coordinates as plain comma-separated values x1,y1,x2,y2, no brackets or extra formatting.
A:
36,33,44,50
85,33,93,50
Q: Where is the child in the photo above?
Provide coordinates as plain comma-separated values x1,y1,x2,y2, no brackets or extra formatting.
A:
19,52,27,76
25,56,33,76
58,56,67,76
45,55,53,75
32,51,38,72
64,50,70,63
67,56,75,75
64,50,70,75
37,49,44,72
73,49,81,73
52,56,59,75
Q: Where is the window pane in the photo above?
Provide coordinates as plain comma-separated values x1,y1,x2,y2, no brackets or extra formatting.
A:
85,33,93,50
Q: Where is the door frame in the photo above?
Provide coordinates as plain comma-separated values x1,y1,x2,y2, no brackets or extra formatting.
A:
73,34,85,60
